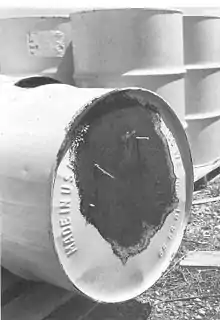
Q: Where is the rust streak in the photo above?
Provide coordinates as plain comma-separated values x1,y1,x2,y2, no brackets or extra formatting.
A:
94,163,115,179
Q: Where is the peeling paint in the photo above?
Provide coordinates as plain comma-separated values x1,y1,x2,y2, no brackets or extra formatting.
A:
68,93,178,264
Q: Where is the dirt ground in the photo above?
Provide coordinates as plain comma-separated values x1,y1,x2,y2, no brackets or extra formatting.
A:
136,174,220,320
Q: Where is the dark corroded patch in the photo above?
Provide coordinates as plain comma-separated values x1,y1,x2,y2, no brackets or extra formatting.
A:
68,93,178,264
14,76,61,88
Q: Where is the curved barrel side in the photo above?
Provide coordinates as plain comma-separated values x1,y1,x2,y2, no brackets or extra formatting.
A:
0,82,193,303
0,16,72,78
70,8,186,125
183,14,220,167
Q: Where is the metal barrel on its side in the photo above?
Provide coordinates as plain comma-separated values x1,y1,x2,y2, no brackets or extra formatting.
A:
183,14,220,167
0,79,193,303
70,8,186,127
0,9,73,84
177,7,220,17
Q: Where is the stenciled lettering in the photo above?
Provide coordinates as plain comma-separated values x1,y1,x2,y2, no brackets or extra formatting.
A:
61,184,71,195
63,234,75,245
62,225,72,236
57,164,78,257
63,175,74,183
59,217,71,227
59,199,71,214
65,242,78,257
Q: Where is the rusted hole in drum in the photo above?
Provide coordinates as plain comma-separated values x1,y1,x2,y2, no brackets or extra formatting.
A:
14,76,61,88
69,92,179,264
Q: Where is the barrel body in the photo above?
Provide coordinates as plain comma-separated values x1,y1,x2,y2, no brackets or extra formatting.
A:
184,15,220,66
183,14,220,166
185,68,220,115
0,83,106,290
178,7,220,17
0,14,72,83
0,81,193,303
70,8,186,124
185,116,220,166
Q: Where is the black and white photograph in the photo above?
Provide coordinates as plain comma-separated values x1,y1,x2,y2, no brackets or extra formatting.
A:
1,1,220,319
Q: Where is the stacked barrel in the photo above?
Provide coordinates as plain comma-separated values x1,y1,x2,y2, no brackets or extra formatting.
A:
0,7,194,304
70,8,186,126
2,4,220,304
183,13,220,166
0,8,73,84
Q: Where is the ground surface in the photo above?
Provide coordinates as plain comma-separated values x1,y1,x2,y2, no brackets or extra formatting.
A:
136,174,220,320
2,175,220,320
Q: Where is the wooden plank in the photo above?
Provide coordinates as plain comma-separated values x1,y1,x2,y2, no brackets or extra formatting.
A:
193,159,220,183
2,283,74,320
180,251,220,268
193,159,220,184
1,268,22,294
45,294,97,320
1,279,35,307
83,299,152,320
192,196,220,205
1,267,35,306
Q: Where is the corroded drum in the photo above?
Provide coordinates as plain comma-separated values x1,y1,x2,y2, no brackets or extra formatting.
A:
0,80,193,303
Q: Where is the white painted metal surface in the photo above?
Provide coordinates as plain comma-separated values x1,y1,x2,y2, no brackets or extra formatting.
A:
0,16,71,77
183,14,220,167
184,15,220,66
70,8,186,125
0,81,193,303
